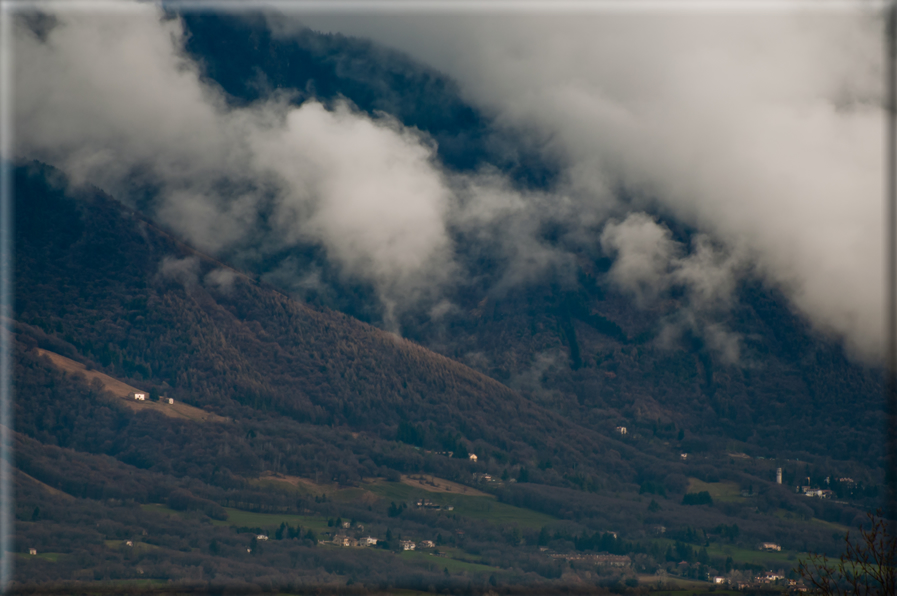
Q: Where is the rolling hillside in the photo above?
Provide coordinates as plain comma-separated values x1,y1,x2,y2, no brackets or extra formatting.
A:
12,161,880,591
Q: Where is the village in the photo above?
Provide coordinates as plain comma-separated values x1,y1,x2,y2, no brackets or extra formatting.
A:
254,518,441,552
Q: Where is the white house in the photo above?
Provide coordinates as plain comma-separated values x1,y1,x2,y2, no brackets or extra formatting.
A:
419,540,435,548
28,548,36,555
469,454,477,462
400,540,416,551
125,541,133,547
361,536,378,546
256,535,268,541
166,398,174,404
615,426,627,435
760,542,782,551
130,392,147,401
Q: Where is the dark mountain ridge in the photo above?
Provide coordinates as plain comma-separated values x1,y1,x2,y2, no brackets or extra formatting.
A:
10,11,888,589
172,12,885,469
12,160,881,589
15,161,654,486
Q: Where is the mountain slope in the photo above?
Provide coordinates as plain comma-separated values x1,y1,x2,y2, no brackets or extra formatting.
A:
172,12,884,469
15,161,652,487
12,161,879,590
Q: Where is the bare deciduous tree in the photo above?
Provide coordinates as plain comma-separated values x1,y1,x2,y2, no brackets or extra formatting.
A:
798,512,896,595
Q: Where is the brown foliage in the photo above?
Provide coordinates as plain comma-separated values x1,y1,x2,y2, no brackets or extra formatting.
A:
798,511,897,595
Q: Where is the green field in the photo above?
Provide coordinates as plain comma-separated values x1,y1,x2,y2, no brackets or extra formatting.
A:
367,482,556,529
706,543,795,567
215,507,331,531
428,545,486,562
649,537,797,568
249,477,371,505
686,479,746,503
400,549,499,574
104,539,162,553
249,477,314,495
644,590,744,596
18,551,65,563
140,503,331,532
773,509,850,536
637,575,722,590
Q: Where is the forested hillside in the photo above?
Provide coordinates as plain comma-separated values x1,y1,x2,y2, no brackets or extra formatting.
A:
12,161,883,591
16,161,655,489
10,7,889,593
174,12,884,467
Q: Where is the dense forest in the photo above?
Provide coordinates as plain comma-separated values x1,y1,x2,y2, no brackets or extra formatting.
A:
11,161,882,591
172,12,884,467
9,10,887,592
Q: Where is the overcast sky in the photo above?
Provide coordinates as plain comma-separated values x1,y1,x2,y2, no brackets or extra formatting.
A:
12,2,886,361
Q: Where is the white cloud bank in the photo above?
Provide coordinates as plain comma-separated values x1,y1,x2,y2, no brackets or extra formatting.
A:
13,4,456,329
13,4,887,361
296,9,885,360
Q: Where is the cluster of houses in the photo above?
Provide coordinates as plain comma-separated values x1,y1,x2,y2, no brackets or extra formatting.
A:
424,451,478,462
129,391,174,405
322,519,440,551
473,473,503,483
548,553,631,567
333,535,380,548
712,573,807,592
414,498,453,511
330,534,437,551
801,486,833,498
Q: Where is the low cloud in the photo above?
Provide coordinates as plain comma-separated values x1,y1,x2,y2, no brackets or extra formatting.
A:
158,256,201,289
600,213,679,305
13,5,457,330
508,350,565,404
601,213,746,362
298,11,884,360
204,268,238,293
14,5,888,362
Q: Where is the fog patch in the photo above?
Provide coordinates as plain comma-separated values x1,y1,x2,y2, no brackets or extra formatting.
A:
204,268,238,293
602,213,745,363
158,256,200,289
508,350,566,404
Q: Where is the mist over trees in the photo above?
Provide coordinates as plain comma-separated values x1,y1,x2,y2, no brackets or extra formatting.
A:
10,7,889,591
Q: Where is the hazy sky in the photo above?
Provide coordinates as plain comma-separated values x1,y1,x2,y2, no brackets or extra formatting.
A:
12,2,886,360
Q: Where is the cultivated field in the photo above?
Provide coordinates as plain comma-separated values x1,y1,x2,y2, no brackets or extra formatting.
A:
399,474,491,497
36,349,228,423
686,478,746,503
